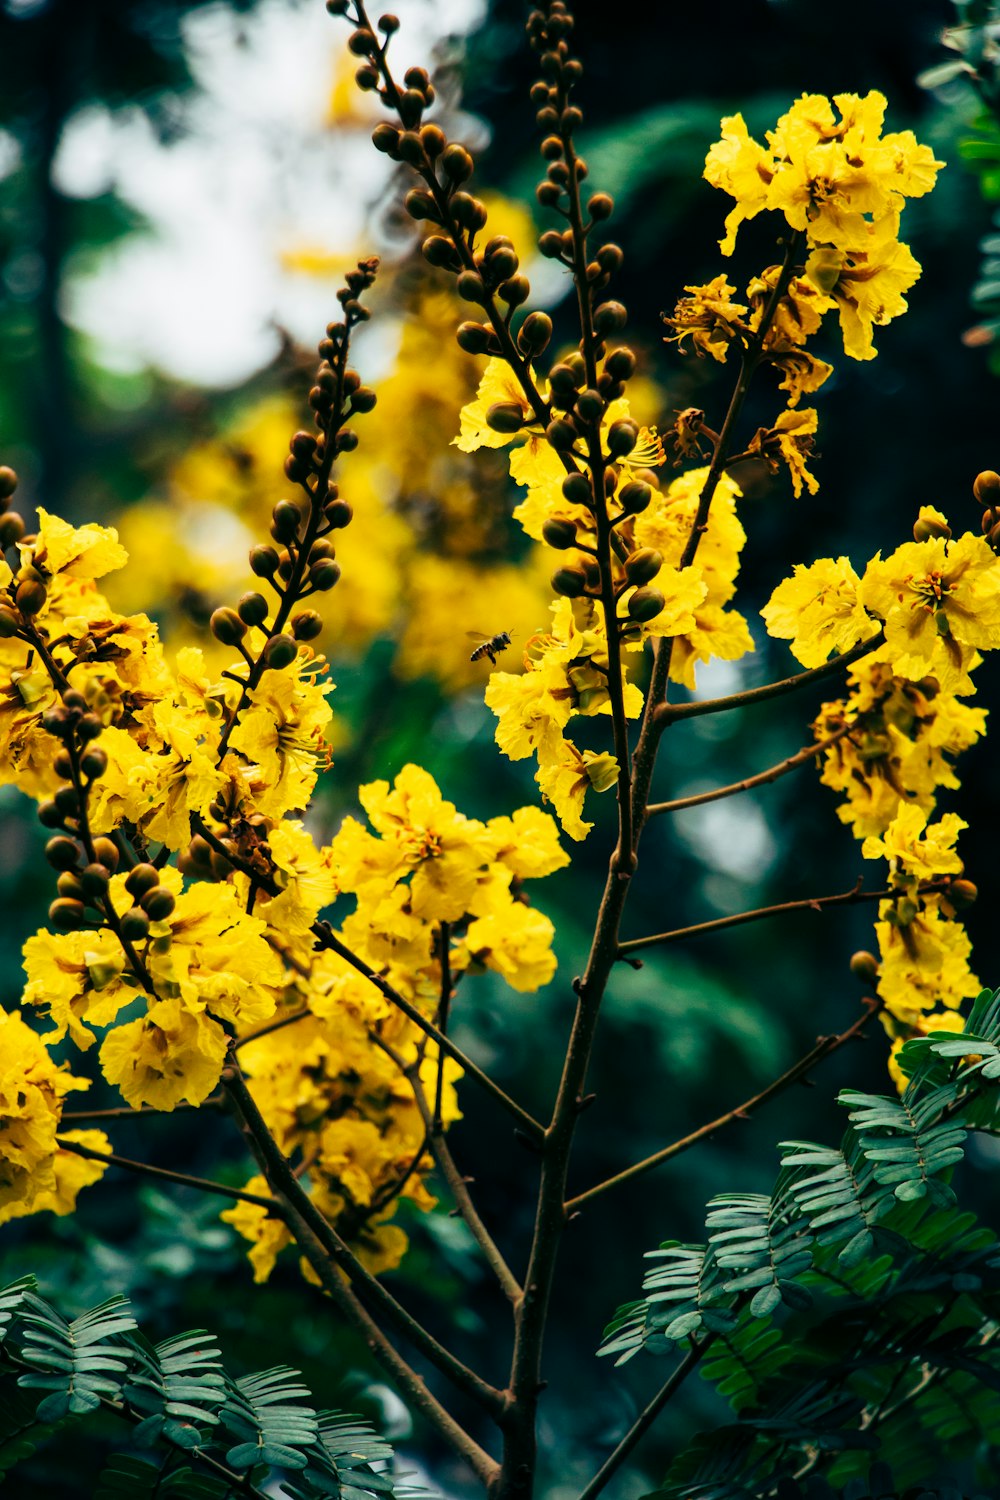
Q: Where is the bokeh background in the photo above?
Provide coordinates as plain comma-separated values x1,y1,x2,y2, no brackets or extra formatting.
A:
1,0,999,1493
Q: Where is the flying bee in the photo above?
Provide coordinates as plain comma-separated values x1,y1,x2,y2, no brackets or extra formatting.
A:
468,630,512,666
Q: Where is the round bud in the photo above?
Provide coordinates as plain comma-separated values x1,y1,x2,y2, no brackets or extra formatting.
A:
499,274,530,306
517,311,553,354
92,837,119,871
250,545,280,578
605,347,636,380
973,470,1000,506
326,498,354,531
49,898,86,931
15,579,46,616
422,235,460,272
606,419,639,457
456,270,488,305
849,950,880,982
125,863,160,898
80,862,111,897
142,887,176,921
542,518,578,549
352,386,377,414
562,472,592,505
80,747,108,780
56,872,86,900
546,417,579,451
371,122,401,155
551,566,588,598
627,587,665,622
78,713,103,743
575,388,605,423
624,548,662,585
0,513,25,548
451,191,486,230
456,321,492,355
37,800,63,829
593,301,627,336
347,26,377,55
0,466,17,499
486,245,519,282
0,605,19,637
405,187,439,221
588,192,614,220
309,559,342,591
53,749,73,779
271,499,302,542
618,480,652,514
486,402,527,434
913,516,951,543
210,607,247,646
948,878,978,908
442,143,474,182
263,634,299,670
120,908,151,942
45,836,80,871
237,592,269,627
54,785,80,818
293,610,324,641
597,244,624,275
420,123,446,157
538,230,564,259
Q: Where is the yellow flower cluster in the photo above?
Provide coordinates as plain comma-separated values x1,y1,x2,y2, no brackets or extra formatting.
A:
763,504,996,1065
703,92,941,360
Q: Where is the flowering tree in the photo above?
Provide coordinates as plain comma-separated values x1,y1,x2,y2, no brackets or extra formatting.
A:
2,3,1000,1497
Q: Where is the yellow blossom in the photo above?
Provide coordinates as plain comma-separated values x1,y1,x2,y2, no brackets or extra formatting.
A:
0,1010,96,1223
220,1177,289,1283
750,408,820,497
22,508,128,581
861,805,966,882
22,927,132,1049
664,275,748,361
461,900,558,992
704,113,774,255
486,805,569,880
762,556,876,667
874,899,979,1023
100,997,229,1111
454,357,540,453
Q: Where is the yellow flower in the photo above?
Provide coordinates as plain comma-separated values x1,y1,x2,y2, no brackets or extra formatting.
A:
20,1130,112,1220
220,1177,289,1283
861,805,965,882
22,508,128,581
704,113,774,255
486,805,569,880
0,1010,95,1223
461,899,558,993
485,660,575,762
100,996,229,1110
250,820,337,935
874,899,979,1023
860,531,1000,689
750,408,820,497
762,556,876,667
806,225,922,362
22,927,133,1049
454,357,540,453
229,648,335,818
535,737,616,842
663,275,748,361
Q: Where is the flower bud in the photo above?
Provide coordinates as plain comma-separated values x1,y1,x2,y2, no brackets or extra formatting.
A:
404,188,439,221
80,862,111,897
371,122,401,155
309,559,342,591
80,747,108,780
56,871,86,900
451,192,487,231
237,592,269,627
423,235,461,271
0,513,25,548
456,270,488,305
593,300,627,336
0,605,19,637
442,143,474,182
542,518,578,549
125,863,160,898
499,274,530,306
271,499,303,542
456,321,492,355
562,471,592,505
973,469,1000,506
546,417,578,451
37,800,63,829
54,749,73,779
324,497,353,528
517,311,553,354
292,610,323,641
0,465,17,499
575,388,605,422
49,898,87,931
92,837,119,871
948,878,978,908
588,192,614,220
605,347,636,380
121,908,151,942
45,836,80,871
627,587,665,622
250,544,280,577
142,887,177,920
618,480,652,514
849,950,880,982
552,566,588,598
263,634,299,670
15,578,46,616
538,230,564,259
54,785,80,818
210,607,247,645
486,402,527,434
420,123,446,157
624,548,662,585
606,418,639,457
913,516,951,543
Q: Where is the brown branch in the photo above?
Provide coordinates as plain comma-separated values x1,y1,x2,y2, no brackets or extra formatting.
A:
61,1097,224,1122
220,1060,506,1430
645,723,852,818
618,878,950,957
55,1136,278,1212
564,998,882,1213
655,630,884,730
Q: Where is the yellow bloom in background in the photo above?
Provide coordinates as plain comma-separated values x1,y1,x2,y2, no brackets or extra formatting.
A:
100,997,229,1111
762,556,875,667
15,1129,113,1221
21,509,128,582
221,1182,289,1283
862,805,966,883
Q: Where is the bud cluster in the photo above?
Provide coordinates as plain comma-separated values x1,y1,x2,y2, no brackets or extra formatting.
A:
209,262,377,677
975,468,1000,553
0,467,50,631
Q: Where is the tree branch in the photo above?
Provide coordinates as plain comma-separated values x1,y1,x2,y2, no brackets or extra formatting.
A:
645,723,851,818
564,998,882,1213
55,1136,279,1212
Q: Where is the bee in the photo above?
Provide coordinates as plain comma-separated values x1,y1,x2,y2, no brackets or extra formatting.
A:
468,630,512,666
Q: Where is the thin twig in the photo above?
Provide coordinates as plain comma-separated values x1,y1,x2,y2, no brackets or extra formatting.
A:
617,878,951,957
61,1097,224,1122
565,999,882,1213
55,1137,279,1212
645,723,852,818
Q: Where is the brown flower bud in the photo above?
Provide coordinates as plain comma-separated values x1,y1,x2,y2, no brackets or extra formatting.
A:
948,878,978,908
125,863,160,898
92,837,119,872
0,466,17,499
420,123,446,157
456,270,488,305
606,418,639,457
456,321,492,354
271,499,303,541
250,544,280,577
442,143,474,182
0,513,26,548
913,515,951,543
142,887,176,921
552,566,588,597
45,836,80,871
54,785,80,818
15,578,46,616
575,388,605,422
53,749,73,779
80,747,108,780
38,800,63,828
486,402,527,434
849,950,880,982
594,301,627,336
538,229,564,259
210,607,247,646
546,417,578,451
80,862,111,896
517,311,553,354
263,634,299,670
423,235,462,272
618,480,651,514
0,605,19,637
309,559,342,591
973,469,1000,506
293,610,323,641
371,122,401,156
499,274,530,306
605,347,636,380
49,898,86,931
588,192,614,221
325,498,353,529
627,587,665,622
120,907,151,942
237,592,269,627
405,187,439,221
624,548,662,585
562,471,592,505
56,871,86,900
542,518,578,549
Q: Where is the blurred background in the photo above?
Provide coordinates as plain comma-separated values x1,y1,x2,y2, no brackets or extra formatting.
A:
1,0,999,1493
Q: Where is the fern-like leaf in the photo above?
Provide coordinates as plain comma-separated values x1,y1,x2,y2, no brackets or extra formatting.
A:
123,1328,227,1448
17,1291,137,1421
220,1364,319,1471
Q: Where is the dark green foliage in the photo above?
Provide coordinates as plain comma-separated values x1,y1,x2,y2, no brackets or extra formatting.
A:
601,989,1000,1494
0,1280,400,1499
